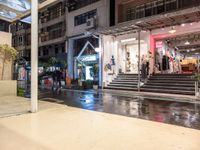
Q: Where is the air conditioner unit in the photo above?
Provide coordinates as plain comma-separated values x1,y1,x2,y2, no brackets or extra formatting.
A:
86,17,96,28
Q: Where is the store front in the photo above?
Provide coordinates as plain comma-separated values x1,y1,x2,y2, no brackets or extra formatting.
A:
152,22,200,75
68,35,101,85
102,31,150,86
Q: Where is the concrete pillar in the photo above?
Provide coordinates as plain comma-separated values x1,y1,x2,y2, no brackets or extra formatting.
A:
31,0,38,113
99,35,103,87
67,39,74,78
138,30,141,92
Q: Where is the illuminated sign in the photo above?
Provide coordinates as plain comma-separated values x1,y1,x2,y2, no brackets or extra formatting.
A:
156,41,163,48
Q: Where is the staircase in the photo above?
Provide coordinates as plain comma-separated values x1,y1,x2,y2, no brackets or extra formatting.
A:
106,74,138,91
141,74,195,95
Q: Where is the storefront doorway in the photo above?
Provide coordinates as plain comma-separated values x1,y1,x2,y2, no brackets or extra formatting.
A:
154,32,200,74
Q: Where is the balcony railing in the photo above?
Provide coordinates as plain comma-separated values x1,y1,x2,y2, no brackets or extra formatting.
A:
124,0,200,22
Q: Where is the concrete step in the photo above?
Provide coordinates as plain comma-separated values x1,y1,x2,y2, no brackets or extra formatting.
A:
149,78,194,81
145,83,195,87
105,86,138,91
142,85,195,91
111,82,138,85
141,88,195,95
108,83,138,87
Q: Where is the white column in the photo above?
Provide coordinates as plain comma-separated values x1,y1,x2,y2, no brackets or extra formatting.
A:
138,30,141,92
99,35,103,88
31,0,38,113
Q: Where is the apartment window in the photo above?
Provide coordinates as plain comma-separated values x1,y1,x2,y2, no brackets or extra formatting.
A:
136,5,145,19
62,45,65,53
156,0,164,14
126,8,135,21
55,47,59,54
43,49,49,56
68,0,100,12
18,35,24,46
74,9,96,26
165,0,177,12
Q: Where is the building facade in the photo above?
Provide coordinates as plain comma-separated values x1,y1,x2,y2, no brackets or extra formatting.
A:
11,0,67,62
101,0,200,87
66,0,111,86
39,0,67,61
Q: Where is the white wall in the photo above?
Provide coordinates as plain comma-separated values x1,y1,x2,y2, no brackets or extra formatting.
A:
102,35,117,86
67,0,110,37
0,31,12,46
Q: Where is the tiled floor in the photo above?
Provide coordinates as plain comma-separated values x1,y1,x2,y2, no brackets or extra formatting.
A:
42,90,200,130
0,96,61,117
0,105,200,150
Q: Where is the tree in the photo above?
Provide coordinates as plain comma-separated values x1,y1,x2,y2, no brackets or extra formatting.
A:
0,44,17,80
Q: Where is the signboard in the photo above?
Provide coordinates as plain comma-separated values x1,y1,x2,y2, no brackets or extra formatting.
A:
156,41,163,48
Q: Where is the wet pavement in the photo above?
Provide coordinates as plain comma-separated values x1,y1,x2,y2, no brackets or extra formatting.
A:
40,90,200,130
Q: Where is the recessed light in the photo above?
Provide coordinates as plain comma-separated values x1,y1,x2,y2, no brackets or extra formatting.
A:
121,38,136,43
181,23,185,27
169,27,176,34
184,41,190,45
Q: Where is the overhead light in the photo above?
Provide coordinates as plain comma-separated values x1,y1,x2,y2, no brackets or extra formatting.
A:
136,21,142,24
169,27,176,34
187,50,190,53
95,47,101,53
184,41,190,45
191,48,196,51
190,23,193,26
121,38,136,43
181,23,185,27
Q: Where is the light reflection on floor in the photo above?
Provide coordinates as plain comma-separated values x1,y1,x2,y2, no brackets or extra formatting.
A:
40,90,200,130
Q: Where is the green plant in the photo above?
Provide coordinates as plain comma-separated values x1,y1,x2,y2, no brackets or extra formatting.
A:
0,44,17,80
60,60,68,69
193,73,200,82
84,80,93,89
48,57,58,66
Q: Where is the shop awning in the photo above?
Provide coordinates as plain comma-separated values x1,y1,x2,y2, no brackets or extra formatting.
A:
0,0,58,22
97,6,200,36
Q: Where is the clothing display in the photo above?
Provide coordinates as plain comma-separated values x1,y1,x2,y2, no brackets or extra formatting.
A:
162,55,169,71
141,63,147,79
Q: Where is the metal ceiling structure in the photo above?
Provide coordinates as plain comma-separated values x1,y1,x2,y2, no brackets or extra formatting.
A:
0,0,59,22
0,0,31,22
97,6,200,36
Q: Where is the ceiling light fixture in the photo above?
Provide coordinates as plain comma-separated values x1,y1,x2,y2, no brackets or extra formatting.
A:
184,41,190,45
121,38,136,43
169,27,176,34
181,23,185,27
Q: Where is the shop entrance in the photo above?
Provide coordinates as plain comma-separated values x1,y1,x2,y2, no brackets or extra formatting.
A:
74,40,99,83
123,42,148,74
154,33,200,74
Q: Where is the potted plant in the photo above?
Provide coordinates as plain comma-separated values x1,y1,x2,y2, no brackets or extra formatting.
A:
91,64,99,89
193,73,200,97
0,44,17,80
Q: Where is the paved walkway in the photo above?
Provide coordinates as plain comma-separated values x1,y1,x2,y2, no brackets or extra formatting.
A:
0,103,200,150
0,96,61,118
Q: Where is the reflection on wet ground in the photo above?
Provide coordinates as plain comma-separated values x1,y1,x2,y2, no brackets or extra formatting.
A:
41,90,200,130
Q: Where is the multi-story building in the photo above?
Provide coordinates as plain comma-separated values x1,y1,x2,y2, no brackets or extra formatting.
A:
10,20,31,58
66,0,111,85
11,0,67,62
39,0,66,61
